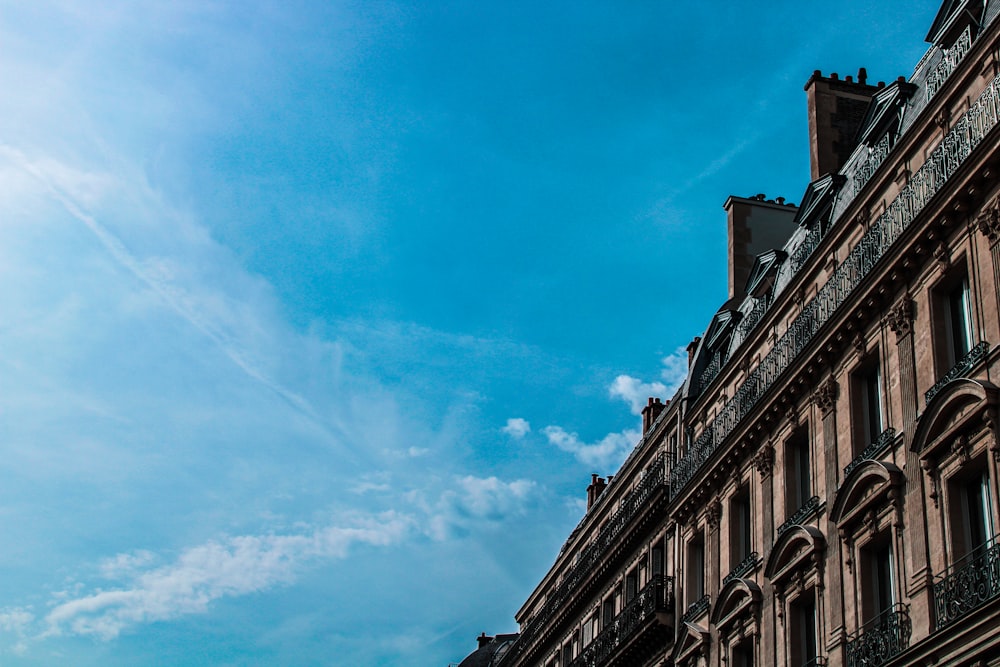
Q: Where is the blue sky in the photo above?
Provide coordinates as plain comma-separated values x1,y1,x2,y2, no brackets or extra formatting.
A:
0,1,938,664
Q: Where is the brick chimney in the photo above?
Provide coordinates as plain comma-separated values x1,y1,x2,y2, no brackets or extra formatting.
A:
586,474,607,510
804,68,881,180
722,195,798,300
641,397,665,433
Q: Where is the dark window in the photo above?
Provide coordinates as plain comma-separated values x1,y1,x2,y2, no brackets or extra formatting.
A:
786,427,812,515
687,535,705,601
732,642,754,667
625,569,638,603
860,538,894,620
730,487,752,567
949,468,994,559
602,596,614,626
945,278,973,366
853,357,883,450
789,592,818,667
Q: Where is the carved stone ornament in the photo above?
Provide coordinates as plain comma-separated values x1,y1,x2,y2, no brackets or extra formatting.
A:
935,107,951,130
813,377,839,416
985,408,1000,462
975,197,1000,243
706,498,723,530
922,460,940,509
951,433,971,463
884,295,915,339
854,206,871,228
753,444,775,478
852,332,867,355
933,240,951,268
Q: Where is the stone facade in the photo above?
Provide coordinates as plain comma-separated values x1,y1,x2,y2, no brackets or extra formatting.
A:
468,2,1000,666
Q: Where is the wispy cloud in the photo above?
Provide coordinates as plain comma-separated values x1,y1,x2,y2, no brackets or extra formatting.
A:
608,376,667,415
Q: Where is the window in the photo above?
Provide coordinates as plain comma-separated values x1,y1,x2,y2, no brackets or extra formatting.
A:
730,487,752,567
687,534,706,602
789,591,818,667
945,277,973,366
602,596,614,627
852,356,883,450
625,568,638,604
860,538,894,621
582,612,597,646
934,271,974,373
949,467,995,559
785,427,812,515
651,545,664,578
732,641,754,667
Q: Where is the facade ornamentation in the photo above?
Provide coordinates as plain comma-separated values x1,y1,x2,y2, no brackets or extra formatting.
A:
885,295,915,339
975,196,1000,242
705,498,722,530
814,377,839,416
753,444,775,478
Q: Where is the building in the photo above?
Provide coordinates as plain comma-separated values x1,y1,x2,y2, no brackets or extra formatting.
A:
458,1,1000,665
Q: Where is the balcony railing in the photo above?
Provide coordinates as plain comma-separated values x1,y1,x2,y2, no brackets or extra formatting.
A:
926,25,973,101
845,603,912,667
567,575,673,667
777,496,821,537
737,294,771,342
722,552,760,587
924,341,990,405
670,69,1000,499
497,456,666,666
843,428,897,479
681,594,710,623
851,133,892,198
933,536,1000,630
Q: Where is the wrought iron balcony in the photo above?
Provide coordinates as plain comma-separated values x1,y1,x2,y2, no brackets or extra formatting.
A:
843,428,897,479
926,25,973,101
567,575,673,667
670,71,1000,500
722,552,760,587
851,133,891,198
845,603,912,667
680,594,710,623
924,341,990,406
497,456,666,666
777,496,820,537
736,295,771,342
933,536,1000,630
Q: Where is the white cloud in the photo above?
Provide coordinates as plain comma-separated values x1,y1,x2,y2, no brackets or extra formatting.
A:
608,375,668,415
660,346,689,395
44,512,413,641
543,425,639,469
502,417,531,438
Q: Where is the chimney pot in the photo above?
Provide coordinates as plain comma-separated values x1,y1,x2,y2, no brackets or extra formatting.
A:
845,75,853,83
831,72,839,80
878,81,886,88
858,67,868,85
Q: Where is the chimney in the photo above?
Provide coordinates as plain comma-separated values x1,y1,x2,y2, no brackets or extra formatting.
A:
586,474,607,510
722,195,799,300
804,68,879,180
641,397,665,433
477,633,493,649
687,337,701,369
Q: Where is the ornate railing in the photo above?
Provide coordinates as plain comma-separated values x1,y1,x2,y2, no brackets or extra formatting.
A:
852,133,892,197
681,594,710,623
788,226,824,272
926,25,973,101
670,71,1000,499
736,295,771,342
722,552,760,587
777,496,821,537
695,353,722,396
924,341,990,405
567,575,673,667
933,536,1000,629
845,603,912,667
843,428,897,479
497,456,666,666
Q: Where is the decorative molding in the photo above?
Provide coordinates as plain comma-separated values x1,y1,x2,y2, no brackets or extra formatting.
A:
933,240,951,268
884,295,914,340
753,444,775,478
814,377,839,416
975,197,1000,242
706,498,723,531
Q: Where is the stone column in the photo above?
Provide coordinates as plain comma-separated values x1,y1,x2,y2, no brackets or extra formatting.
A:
814,378,845,657
706,498,723,667
885,295,918,447
753,445,776,667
